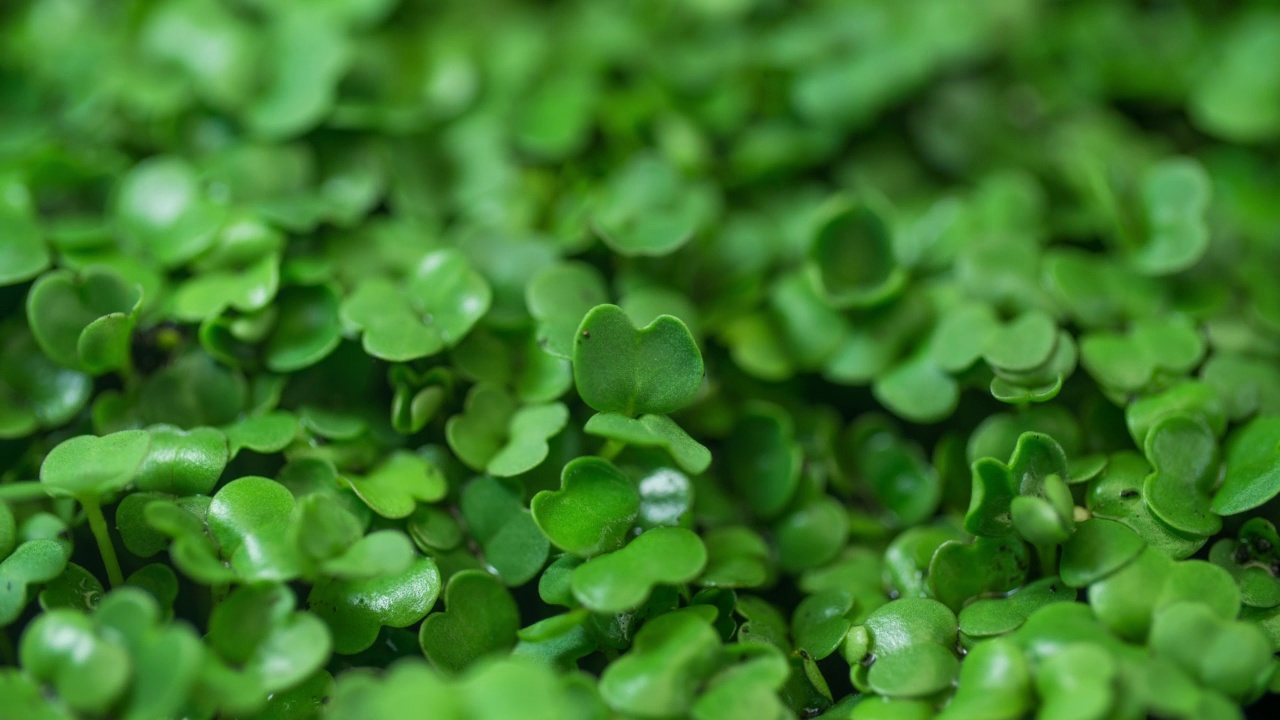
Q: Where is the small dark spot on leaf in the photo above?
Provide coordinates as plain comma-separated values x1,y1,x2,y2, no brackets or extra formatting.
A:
1236,547,1252,564
1120,490,1138,498
1256,539,1273,554
581,330,590,338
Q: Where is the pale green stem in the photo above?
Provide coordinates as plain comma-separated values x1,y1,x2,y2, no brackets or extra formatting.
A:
598,439,626,461
82,497,124,588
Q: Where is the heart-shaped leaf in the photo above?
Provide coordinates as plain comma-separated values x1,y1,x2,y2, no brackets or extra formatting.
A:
446,383,568,477
982,310,1058,374
531,457,640,558
27,267,142,374
264,284,343,372
927,536,1031,611
308,556,441,654
19,609,132,714
1060,518,1146,588
526,262,610,359
38,562,104,613
592,154,715,257
774,495,849,573
1142,415,1221,537
807,199,906,308
936,638,1032,720
1149,602,1272,701
958,577,1077,642
727,403,802,520
1086,451,1206,559
40,430,151,499
1080,315,1204,393
343,450,447,519
208,583,331,694
792,588,856,660
459,475,549,586
1033,643,1116,720
207,476,301,582
598,607,721,717
224,411,299,456
872,352,960,423
571,527,707,613
965,432,1069,537
1211,415,1280,516
1132,157,1211,276
0,540,71,626
1089,545,1173,641
0,325,92,439
114,156,225,267
0,187,49,286
135,425,228,496
572,304,703,417
691,643,790,720
511,610,597,670
698,527,771,589
583,413,711,475
848,598,959,699
419,570,520,673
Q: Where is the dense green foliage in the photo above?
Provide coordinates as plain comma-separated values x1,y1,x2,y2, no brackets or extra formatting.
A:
3,0,1280,718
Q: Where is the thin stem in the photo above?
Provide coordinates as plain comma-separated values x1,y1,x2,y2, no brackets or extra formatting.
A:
82,498,124,588
598,439,626,461
0,481,51,502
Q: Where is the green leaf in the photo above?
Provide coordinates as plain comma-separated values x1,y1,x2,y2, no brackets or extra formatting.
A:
40,430,151,499
1086,452,1206,559
135,425,228,495
343,451,447,519
927,536,1031,611
38,562,104,613
208,583,332,694
207,476,301,581
848,598,959,699
1059,518,1146,589
807,198,906,308
959,577,1077,641
572,304,703,417
1033,644,1116,720
583,413,712,475
114,156,226,268
265,284,343,372
446,383,568,477
1142,415,1222,537
571,527,707,613
982,311,1057,374
26,267,142,374
698,527,771,589
225,411,299,456
726,403,802,519
792,588,856,660
19,609,131,714
592,154,715,257
459,475,549,586
872,353,959,423
0,195,50,286
598,608,721,717
1212,415,1280,516
526,262,610,360
1132,157,1211,276
936,638,1032,720
419,570,520,673
531,457,640,558
1,540,73,626
308,556,441,655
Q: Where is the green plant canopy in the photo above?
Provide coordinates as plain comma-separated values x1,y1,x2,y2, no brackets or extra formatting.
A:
3,0,1280,718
